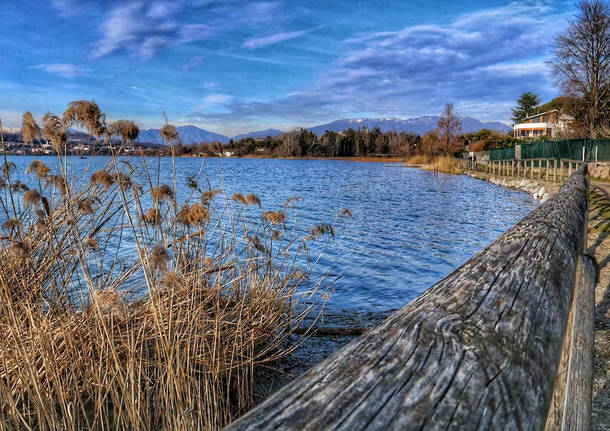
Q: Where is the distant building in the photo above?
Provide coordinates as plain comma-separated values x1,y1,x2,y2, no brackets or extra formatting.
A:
513,110,574,139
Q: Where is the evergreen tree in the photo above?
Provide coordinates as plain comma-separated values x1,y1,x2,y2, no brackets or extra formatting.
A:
511,92,541,123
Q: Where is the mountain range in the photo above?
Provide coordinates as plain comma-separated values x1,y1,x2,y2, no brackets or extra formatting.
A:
307,116,511,136
7,116,509,145
138,125,230,145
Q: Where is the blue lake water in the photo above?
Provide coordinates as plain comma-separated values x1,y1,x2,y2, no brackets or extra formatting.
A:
6,156,538,318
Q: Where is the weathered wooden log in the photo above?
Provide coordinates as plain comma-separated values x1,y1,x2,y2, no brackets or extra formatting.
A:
563,253,595,430
226,164,591,430
545,254,595,431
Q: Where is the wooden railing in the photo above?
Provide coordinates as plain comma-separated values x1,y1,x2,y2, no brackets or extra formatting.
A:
478,158,585,182
226,164,595,430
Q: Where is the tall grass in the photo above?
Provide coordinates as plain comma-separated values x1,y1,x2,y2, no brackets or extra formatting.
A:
0,108,332,430
406,155,463,174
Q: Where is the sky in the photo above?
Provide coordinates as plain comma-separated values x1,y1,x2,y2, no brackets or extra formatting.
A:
0,0,576,137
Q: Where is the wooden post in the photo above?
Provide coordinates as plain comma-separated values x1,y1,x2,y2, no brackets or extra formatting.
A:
546,160,549,181
512,160,515,177
226,166,591,431
553,159,557,182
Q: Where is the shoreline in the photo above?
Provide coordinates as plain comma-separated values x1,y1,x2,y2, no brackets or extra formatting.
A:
4,153,406,163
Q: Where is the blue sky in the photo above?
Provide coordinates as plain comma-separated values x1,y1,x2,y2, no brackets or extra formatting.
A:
0,0,574,136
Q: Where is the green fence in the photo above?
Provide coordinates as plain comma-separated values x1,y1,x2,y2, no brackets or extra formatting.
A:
489,138,610,162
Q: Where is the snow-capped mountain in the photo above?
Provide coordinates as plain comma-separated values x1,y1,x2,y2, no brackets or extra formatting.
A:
308,116,511,136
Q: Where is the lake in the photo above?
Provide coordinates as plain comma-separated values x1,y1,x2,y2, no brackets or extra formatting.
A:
6,156,538,320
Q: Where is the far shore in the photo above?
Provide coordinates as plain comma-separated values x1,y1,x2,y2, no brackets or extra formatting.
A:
1,152,406,163
240,155,406,163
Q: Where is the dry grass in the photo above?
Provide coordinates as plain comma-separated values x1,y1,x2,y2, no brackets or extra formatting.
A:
406,154,431,165
406,155,463,174
0,106,332,430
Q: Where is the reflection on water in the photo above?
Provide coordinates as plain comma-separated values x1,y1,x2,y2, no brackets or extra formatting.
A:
6,156,538,315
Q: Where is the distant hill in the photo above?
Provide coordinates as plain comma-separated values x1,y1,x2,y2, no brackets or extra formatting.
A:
138,125,229,145
132,116,511,146
308,116,511,136
232,128,283,141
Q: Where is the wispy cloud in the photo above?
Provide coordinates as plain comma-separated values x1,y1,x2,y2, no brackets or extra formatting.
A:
189,3,569,124
201,93,232,108
182,56,206,72
30,63,91,78
92,0,286,60
92,1,214,60
242,29,312,49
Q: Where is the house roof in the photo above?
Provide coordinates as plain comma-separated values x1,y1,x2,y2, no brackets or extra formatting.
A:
522,110,560,121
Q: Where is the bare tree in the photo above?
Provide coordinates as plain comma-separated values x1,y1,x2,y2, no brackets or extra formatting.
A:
278,130,300,157
437,103,462,154
549,0,610,138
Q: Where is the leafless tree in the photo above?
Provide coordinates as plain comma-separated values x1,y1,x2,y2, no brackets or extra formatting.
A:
278,130,300,157
437,103,462,154
549,0,610,138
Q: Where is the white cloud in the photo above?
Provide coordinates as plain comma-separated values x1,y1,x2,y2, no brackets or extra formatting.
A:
92,1,214,60
201,93,232,107
92,1,286,60
189,3,571,124
30,63,91,78
242,29,311,49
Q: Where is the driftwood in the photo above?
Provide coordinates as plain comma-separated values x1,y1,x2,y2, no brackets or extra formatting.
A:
226,164,592,430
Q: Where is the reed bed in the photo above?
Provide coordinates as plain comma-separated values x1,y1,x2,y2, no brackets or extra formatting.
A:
0,105,332,430
406,155,463,174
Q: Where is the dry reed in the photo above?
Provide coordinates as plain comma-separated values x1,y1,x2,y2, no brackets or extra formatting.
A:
406,154,463,174
0,105,331,431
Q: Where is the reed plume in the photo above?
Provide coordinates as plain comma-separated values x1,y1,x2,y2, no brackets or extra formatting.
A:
2,218,21,231
92,289,127,319
45,174,67,194
160,124,179,144
339,208,353,219
42,112,67,152
26,160,50,179
152,184,174,203
246,193,261,207
62,100,105,138
23,189,41,207
91,170,114,189
77,198,95,215
107,119,139,145
150,243,171,272
176,203,210,227
306,223,334,241
232,192,247,205
201,189,221,205
142,208,163,225
21,111,40,145
263,210,286,226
